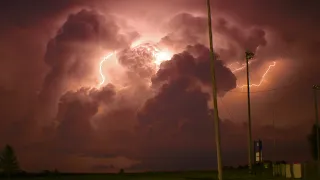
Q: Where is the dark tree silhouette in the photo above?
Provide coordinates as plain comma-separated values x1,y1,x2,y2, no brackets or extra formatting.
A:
0,145,20,178
119,168,125,174
307,124,320,161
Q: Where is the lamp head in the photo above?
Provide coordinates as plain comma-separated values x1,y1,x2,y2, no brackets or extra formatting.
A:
313,85,320,90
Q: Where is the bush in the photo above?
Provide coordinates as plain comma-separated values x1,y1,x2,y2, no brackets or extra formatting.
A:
119,168,125,174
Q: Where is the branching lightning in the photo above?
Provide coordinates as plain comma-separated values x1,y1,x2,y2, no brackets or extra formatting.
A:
98,52,115,88
227,60,256,73
99,48,276,91
227,59,277,89
237,61,277,89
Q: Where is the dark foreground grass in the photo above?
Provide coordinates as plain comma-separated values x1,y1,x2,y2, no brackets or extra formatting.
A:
5,170,286,180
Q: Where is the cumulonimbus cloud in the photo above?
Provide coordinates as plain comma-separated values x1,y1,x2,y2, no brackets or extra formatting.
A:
0,0,318,172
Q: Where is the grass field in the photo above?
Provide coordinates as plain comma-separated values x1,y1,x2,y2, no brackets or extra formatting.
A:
6,169,287,180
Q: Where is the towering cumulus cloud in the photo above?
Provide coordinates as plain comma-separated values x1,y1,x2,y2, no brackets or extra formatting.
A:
160,13,267,62
160,13,208,50
54,85,117,154
153,44,236,95
38,10,138,122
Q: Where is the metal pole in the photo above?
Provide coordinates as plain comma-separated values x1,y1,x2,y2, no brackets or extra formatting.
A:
273,116,276,161
246,52,253,174
272,92,276,163
313,86,319,163
206,0,223,179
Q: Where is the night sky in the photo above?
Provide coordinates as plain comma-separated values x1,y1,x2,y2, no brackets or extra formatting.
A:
0,0,320,173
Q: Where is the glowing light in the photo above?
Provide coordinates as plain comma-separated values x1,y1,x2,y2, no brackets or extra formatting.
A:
153,48,173,66
131,42,173,68
97,42,173,90
237,61,277,89
98,52,114,88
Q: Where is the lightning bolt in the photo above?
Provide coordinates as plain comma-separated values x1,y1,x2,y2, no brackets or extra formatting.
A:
227,60,256,73
98,52,115,88
237,61,277,89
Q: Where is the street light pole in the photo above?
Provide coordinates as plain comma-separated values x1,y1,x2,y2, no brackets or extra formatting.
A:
271,91,277,162
206,0,223,180
245,51,254,174
313,85,320,163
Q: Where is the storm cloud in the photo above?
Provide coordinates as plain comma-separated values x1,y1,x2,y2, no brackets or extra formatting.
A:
0,0,319,172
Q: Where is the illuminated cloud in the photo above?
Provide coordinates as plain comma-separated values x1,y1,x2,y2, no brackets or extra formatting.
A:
153,44,237,96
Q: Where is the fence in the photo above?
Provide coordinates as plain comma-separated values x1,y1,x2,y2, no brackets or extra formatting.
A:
273,162,319,179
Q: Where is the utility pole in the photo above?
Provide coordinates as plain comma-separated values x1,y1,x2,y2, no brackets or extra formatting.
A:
206,0,223,179
313,85,320,164
245,51,254,174
272,113,276,161
272,92,276,162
